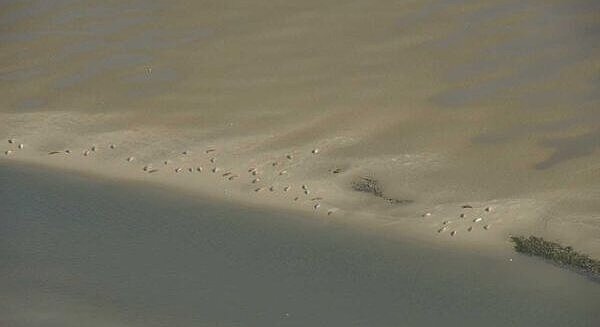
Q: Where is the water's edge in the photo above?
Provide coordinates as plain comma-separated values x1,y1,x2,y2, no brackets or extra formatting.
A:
1,162,599,327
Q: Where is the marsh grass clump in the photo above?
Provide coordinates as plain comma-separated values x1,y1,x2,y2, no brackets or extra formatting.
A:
351,176,413,205
510,235,600,279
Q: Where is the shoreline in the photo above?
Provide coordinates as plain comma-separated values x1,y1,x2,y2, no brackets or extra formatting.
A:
4,155,600,327
5,156,600,286
1,108,598,266
0,149,542,260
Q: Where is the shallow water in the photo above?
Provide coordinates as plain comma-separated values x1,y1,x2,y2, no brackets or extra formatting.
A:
1,163,599,327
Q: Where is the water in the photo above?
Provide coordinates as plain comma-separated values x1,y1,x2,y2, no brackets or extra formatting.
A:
1,163,599,327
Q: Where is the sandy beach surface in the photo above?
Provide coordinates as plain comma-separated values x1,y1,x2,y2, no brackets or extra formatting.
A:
1,0,600,258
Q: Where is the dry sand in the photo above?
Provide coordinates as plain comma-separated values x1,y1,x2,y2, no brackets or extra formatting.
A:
1,0,599,257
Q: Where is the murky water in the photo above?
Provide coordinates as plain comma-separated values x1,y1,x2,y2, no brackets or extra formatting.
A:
1,163,599,327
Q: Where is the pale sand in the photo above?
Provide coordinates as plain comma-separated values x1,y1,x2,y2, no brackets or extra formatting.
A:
0,111,598,259
1,0,599,258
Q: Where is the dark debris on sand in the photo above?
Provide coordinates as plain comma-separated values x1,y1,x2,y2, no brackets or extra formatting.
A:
351,176,413,205
511,235,600,281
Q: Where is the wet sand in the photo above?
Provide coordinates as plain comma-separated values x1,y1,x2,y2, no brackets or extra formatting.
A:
1,163,600,327
1,1,600,257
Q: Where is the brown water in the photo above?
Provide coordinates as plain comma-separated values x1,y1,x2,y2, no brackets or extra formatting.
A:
1,163,600,327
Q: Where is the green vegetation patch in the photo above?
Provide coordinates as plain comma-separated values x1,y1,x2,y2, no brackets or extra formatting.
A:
510,235,600,279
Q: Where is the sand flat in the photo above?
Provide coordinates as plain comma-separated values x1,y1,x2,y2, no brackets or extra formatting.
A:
1,0,599,257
